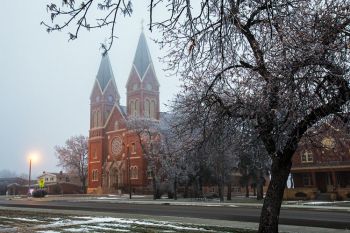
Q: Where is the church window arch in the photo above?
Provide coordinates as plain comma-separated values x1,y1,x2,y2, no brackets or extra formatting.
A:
150,99,156,118
93,111,97,128
135,99,140,117
131,166,138,179
146,83,152,91
130,100,135,116
144,99,150,117
92,169,99,181
114,121,119,130
96,111,101,127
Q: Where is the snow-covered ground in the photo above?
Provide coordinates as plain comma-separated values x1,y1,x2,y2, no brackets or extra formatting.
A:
0,211,241,233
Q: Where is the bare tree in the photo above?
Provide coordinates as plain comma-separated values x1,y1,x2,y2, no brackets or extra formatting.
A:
42,0,133,54
127,117,163,199
159,114,192,200
159,2,350,232
54,135,88,193
234,123,270,200
44,1,350,232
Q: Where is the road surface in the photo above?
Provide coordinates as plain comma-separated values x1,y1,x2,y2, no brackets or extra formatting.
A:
0,199,349,229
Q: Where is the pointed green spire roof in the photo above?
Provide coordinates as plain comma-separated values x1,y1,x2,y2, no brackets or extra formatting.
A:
133,31,153,79
96,53,115,91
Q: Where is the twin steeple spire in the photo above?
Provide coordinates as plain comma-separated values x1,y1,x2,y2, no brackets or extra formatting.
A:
132,30,153,79
96,53,115,91
95,26,156,92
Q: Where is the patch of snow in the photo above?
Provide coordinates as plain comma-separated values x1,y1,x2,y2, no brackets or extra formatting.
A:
11,217,42,222
107,194,119,197
131,220,209,231
36,231,61,233
65,227,89,232
98,222,130,228
129,195,145,198
97,197,123,200
35,216,210,232
303,201,335,205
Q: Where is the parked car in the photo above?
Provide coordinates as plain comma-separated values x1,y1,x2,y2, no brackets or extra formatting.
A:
32,189,47,198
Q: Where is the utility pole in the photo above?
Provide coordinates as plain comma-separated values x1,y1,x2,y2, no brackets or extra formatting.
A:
127,145,132,199
28,159,32,196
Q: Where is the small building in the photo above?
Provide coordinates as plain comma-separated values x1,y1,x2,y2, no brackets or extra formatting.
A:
37,171,83,194
0,177,28,195
286,120,350,200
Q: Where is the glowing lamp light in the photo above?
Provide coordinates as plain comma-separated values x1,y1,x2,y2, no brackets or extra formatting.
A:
28,152,39,163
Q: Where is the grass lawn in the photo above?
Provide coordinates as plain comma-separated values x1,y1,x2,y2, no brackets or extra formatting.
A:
0,210,255,233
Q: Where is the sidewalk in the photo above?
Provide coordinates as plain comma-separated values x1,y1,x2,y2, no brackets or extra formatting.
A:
20,194,350,212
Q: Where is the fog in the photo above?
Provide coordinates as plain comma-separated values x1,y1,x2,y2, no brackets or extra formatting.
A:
0,1,180,178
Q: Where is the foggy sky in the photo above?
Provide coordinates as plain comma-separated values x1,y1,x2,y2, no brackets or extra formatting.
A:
0,1,180,177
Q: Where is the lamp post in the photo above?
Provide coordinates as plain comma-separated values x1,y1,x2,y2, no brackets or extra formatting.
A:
27,152,38,197
28,158,32,196
127,145,132,199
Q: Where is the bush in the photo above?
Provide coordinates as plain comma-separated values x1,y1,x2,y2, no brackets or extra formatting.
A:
295,192,307,198
204,192,219,199
346,193,350,199
32,189,47,198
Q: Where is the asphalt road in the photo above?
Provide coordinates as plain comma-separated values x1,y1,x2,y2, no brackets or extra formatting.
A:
0,199,349,229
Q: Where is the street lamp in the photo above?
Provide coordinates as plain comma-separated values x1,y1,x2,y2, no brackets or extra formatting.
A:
127,145,132,199
122,143,132,199
27,152,38,196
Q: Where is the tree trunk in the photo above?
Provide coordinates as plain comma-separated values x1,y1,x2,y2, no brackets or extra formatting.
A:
253,185,257,196
173,177,178,200
198,176,203,198
256,170,264,200
257,182,264,200
227,183,232,201
245,184,249,198
152,175,158,200
258,158,292,233
81,178,86,194
218,181,224,202
184,181,189,198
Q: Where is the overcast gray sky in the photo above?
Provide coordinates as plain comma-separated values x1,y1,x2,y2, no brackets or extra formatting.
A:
0,1,180,177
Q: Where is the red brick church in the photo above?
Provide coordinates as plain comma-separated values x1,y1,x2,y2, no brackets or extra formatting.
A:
87,31,160,194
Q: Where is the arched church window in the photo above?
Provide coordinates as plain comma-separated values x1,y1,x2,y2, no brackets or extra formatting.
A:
150,100,156,118
108,95,113,103
96,111,101,127
146,83,152,91
93,111,97,128
144,99,150,117
92,169,99,181
135,99,140,117
133,83,138,91
114,121,119,130
130,100,135,116
131,166,138,179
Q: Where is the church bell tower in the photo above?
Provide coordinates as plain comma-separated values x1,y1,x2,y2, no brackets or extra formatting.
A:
126,30,160,119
